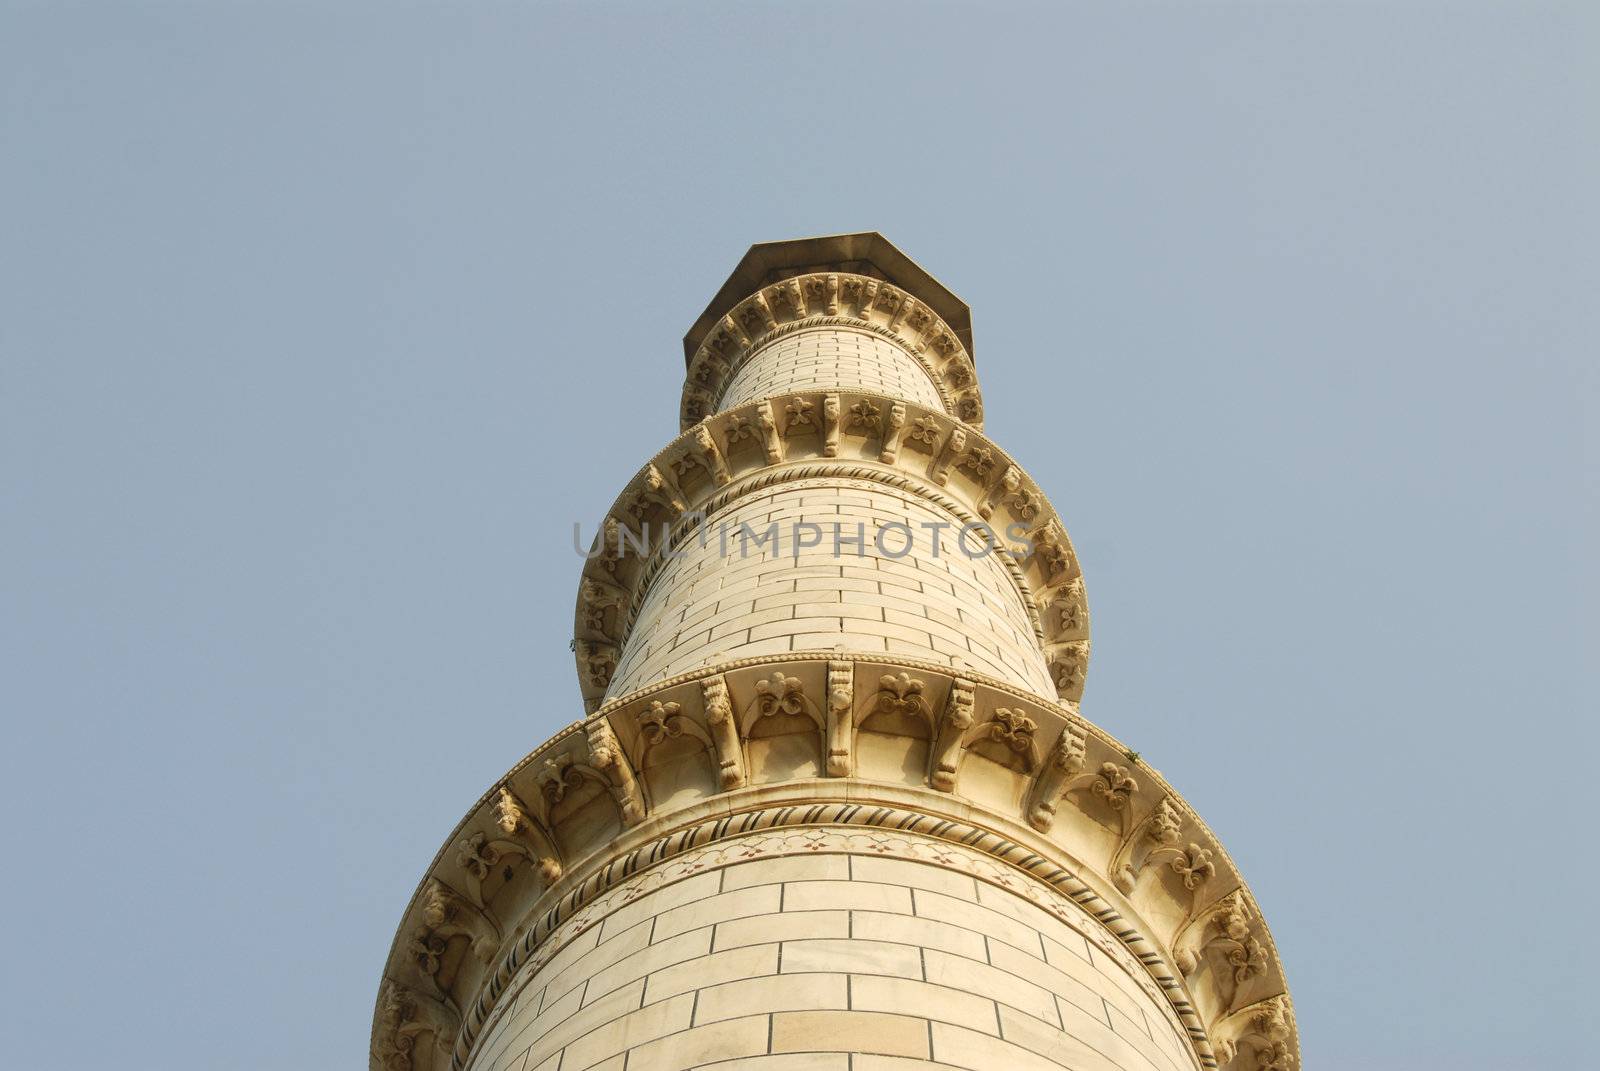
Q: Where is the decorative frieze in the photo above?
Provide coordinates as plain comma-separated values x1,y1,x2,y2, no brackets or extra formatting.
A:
376,653,1295,1071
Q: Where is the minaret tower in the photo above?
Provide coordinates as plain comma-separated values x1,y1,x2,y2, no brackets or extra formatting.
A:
373,234,1299,1071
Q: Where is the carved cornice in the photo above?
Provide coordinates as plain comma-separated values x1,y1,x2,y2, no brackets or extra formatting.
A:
371,654,1298,1071
680,273,983,431
574,389,1090,711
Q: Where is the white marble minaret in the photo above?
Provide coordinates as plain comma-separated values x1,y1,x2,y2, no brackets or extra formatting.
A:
373,234,1298,1071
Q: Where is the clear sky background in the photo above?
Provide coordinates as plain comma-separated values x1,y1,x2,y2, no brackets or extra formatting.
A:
2,2,1595,1068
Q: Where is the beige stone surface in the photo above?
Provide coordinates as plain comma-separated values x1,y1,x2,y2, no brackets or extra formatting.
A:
605,478,1056,697
718,327,946,413
464,832,1201,1071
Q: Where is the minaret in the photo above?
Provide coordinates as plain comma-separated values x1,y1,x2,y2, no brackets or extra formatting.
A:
373,234,1299,1071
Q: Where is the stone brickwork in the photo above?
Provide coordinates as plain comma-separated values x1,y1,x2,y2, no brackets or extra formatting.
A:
717,326,946,414
374,235,1298,1071
469,836,1199,1071
606,477,1056,698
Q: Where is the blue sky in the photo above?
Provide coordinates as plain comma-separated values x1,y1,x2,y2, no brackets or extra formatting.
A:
2,2,1595,1067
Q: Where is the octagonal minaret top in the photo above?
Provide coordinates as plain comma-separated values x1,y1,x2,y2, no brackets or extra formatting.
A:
682,231,974,364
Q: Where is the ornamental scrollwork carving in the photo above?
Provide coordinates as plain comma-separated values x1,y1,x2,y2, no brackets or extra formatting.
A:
1091,761,1139,809
408,878,500,997
1049,639,1091,701
962,706,1041,772
624,464,684,523
671,425,731,487
584,717,646,828
592,517,624,578
1061,760,1139,836
453,784,562,907
1031,521,1078,583
740,670,822,736
723,411,759,451
929,676,976,791
1174,890,1276,1021
577,577,628,638
1026,721,1089,832
689,353,724,387
573,640,617,693
1213,996,1297,1071
681,390,712,425
626,699,719,808
956,444,997,482
375,979,458,1071
632,698,696,750
879,402,907,464
534,753,581,819
1108,795,1216,921
701,673,746,789
859,671,933,731
531,730,644,834
1052,576,1088,634
929,427,967,486
817,660,851,776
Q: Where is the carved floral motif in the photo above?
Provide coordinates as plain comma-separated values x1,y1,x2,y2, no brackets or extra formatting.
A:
634,699,682,744
847,400,881,430
1091,762,1138,810
908,415,942,447
724,414,759,448
753,673,806,718
783,396,815,432
375,980,457,1071
870,672,928,719
988,707,1038,752
958,445,997,480
1173,843,1218,891
1050,640,1090,698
